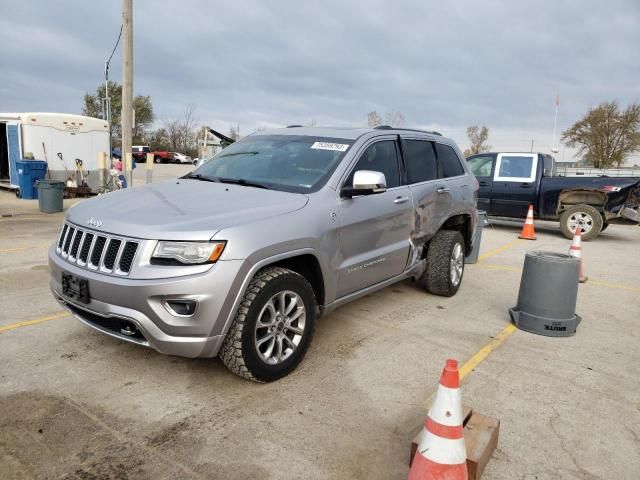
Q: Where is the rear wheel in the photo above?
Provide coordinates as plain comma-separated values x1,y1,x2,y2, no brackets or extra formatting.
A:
154,156,162,164
422,230,465,297
220,267,317,382
559,204,603,241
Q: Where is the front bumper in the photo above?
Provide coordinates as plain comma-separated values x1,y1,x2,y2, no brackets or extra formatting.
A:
49,245,247,358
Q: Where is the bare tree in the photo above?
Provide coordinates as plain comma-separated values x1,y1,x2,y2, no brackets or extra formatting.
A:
228,123,240,141
384,111,405,127
463,126,491,157
162,106,199,156
562,101,640,168
367,111,383,128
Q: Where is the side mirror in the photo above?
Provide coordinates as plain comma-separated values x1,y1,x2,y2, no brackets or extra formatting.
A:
341,170,387,198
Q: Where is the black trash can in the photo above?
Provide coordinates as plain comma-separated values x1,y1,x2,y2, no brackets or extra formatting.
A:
36,180,65,213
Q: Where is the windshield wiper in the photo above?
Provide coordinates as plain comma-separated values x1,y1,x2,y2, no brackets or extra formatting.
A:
217,151,259,158
217,177,271,189
182,173,218,182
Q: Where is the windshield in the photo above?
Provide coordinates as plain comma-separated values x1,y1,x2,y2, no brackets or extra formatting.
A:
192,135,354,193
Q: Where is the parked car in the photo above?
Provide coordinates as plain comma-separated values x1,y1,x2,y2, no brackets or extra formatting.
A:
151,151,173,164
172,152,192,164
49,126,478,381
132,145,151,163
466,152,640,240
192,157,211,167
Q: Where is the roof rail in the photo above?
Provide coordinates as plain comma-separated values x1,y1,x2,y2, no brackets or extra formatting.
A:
373,125,442,136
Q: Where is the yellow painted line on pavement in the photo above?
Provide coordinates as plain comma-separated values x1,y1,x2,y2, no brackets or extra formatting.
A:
477,262,640,293
0,243,50,254
588,279,640,293
477,239,521,263
0,312,69,333
459,323,517,380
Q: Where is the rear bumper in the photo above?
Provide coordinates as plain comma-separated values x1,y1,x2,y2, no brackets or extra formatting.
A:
607,205,640,225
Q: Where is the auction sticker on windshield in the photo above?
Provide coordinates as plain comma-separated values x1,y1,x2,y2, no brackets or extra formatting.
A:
311,142,350,152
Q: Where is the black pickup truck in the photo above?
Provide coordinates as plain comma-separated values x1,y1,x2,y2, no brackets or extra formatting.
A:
466,152,640,240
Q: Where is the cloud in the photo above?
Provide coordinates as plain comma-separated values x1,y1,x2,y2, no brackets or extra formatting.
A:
1,0,639,159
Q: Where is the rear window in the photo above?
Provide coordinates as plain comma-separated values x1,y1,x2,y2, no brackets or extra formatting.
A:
403,140,438,184
436,144,465,178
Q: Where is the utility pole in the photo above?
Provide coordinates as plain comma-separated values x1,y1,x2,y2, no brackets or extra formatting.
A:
121,0,133,187
551,94,559,153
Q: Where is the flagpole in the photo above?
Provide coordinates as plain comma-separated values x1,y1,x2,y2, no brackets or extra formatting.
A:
552,94,559,153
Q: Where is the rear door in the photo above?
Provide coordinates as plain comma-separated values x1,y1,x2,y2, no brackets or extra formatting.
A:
402,138,446,241
490,153,538,217
7,124,21,186
466,154,495,212
337,139,413,297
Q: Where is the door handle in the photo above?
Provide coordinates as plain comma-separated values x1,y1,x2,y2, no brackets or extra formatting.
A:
479,181,489,187
394,196,410,204
437,187,451,194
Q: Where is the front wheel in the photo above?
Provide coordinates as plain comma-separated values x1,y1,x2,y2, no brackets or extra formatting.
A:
422,230,465,297
559,204,603,241
220,267,317,382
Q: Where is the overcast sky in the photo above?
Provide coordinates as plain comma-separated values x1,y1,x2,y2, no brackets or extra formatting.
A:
1,0,639,160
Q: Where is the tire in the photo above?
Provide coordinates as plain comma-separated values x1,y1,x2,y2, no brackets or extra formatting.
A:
220,267,317,382
15,188,21,198
154,156,162,164
559,204,603,241
423,230,465,297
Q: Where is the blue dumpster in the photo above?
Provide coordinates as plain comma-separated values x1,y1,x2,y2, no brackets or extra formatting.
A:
16,160,48,199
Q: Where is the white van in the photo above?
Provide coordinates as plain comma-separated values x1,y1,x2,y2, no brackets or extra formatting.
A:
0,112,110,195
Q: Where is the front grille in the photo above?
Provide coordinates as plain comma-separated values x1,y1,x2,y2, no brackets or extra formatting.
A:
57,222,139,276
103,239,122,270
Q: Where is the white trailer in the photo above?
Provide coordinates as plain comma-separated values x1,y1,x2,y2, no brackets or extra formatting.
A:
0,112,110,194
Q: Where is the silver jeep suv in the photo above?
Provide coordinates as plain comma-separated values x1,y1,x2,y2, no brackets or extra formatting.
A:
49,126,478,381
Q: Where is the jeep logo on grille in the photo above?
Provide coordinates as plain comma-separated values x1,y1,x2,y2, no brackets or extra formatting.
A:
87,217,103,228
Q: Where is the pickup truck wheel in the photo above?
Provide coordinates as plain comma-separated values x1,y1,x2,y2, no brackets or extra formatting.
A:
219,267,317,382
560,205,603,241
154,156,162,164
423,230,465,297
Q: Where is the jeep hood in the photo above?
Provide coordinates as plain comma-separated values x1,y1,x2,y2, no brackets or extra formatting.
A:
66,180,309,240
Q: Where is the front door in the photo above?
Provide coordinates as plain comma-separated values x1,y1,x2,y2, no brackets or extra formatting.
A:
489,153,538,217
337,139,413,297
466,154,495,212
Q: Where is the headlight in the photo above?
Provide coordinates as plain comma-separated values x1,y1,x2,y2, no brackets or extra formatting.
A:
152,241,226,264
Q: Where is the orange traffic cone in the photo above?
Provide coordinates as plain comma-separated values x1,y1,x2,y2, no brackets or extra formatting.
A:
408,359,468,480
518,205,537,240
568,228,588,283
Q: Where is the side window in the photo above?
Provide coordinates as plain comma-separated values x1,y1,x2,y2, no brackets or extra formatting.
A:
436,143,465,178
495,154,537,182
402,139,438,184
466,155,494,177
347,140,400,188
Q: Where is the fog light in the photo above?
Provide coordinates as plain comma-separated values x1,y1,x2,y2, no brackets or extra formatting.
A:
163,299,198,317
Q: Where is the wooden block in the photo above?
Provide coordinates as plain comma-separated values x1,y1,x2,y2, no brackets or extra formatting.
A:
409,406,473,466
464,413,500,480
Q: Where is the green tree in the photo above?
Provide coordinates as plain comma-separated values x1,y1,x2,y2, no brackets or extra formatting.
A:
82,81,154,144
463,125,491,157
562,101,640,168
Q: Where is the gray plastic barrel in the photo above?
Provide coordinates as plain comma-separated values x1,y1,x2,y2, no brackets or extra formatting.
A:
509,251,582,337
465,210,488,264
36,180,64,213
